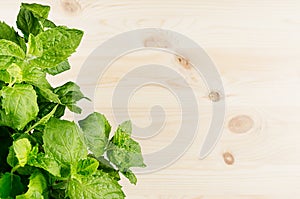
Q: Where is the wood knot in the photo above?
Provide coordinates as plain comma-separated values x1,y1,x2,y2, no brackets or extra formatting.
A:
228,115,254,134
144,36,170,48
223,152,234,165
176,56,191,69
61,0,81,14
208,91,221,102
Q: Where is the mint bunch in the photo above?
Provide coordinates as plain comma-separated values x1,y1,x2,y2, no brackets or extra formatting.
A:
0,3,145,199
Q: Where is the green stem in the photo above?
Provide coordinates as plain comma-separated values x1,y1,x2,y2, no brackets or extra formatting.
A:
24,104,58,134
11,165,20,174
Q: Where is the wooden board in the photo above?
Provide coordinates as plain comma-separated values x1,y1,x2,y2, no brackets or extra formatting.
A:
1,0,300,198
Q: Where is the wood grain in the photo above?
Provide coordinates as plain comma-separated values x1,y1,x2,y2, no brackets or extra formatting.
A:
1,0,300,198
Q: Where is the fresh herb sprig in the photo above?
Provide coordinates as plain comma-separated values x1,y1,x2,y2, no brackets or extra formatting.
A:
0,3,145,198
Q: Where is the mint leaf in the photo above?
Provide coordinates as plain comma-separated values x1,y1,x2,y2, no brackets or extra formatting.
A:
45,60,70,75
21,3,50,19
54,81,88,113
7,146,18,168
0,173,25,198
23,66,60,103
122,169,137,185
16,171,47,199
20,3,55,32
38,103,65,120
107,140,146,172
79,112,111,157
0,21,26,52
25,104,58,134
15,166,36,176
67,170,125,199
13,138,32,167
0,56,14,70
53,81,85,101
36,87,61,104
1,84,39,130
31,27,83,69
0,39,25,59
76,157,99,176
96,156,120,181
107,124,146,171
46,60,71,75
57,83,86,102
0,21,20,43
119,120,132,135
67,104,82,114
6,63,23,84
0,70,10,83
41,19,56,29
27,34,43,58
28,146,61,177
43,118,88,165
16,8,42,40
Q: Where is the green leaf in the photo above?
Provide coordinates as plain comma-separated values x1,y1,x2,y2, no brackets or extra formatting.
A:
6,63,23,84
54,81,84,98
54,81,88,113
62,90,86,104
45,60,70,75
66,170,125,199
122,169,137,185
107,141,146,172
18,37,27,53
31,27,83,68
0,109,12,128
67,104,82,114
19,3,56,33
23,64,49,88
49,188,65,199
107,126,146,171
22,65,60,103
60,164,71,179
16,171,47,199
38,103,65,120
0,81,6,89
27,34,43,58
13,138,32,167
36,87,61,104
41,19,56,29
31,130,44,146
17,8,42,41
7,146,18,168
1,84,39,130
79,112,111,157
0,70,10,83
0,56,14,70
43,118,88,165
0,21,19,43
119,120,132,135
25,104,57,134
0,173,25,198
0,39,25,59
76,157,99,176
15,165,36,176
96,156,120,181
21,3,50,19
27,146,61,177
0,21,26,51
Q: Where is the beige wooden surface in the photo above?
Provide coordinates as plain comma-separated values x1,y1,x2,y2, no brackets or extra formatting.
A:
1,0,300,198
